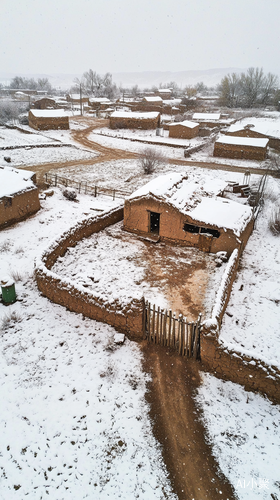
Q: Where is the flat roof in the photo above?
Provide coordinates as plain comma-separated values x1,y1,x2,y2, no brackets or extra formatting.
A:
111,111,160,119
0,166,36,198
30,110,69,118
193,113,221,120
169,120,199,129
216,135,269,147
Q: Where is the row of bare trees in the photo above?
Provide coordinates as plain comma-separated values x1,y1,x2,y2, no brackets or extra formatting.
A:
218,68,279,108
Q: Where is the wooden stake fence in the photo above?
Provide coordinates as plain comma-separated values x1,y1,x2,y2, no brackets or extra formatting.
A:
45,173,131,200
144,301,201,359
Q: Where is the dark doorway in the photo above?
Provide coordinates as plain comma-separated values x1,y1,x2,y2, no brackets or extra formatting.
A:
150,211,160,234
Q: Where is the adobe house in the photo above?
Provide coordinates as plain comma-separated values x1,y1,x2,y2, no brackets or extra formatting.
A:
124,172,254,255
0,167,40,229
214,135,269,161
192,112,221,128
156,89,172,99
226,123,280,151
169,120,199,139
110,111,161,130
66,94,89,105
88,97,111,110
29,109,69,130
32,97,57,110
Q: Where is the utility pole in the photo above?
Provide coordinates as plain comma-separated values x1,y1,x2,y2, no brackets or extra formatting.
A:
80,83,83,116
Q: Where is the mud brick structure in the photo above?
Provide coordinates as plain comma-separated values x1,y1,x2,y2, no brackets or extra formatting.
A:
35,207,144,340
124,172,254,255
192,112,221,128
29,109,69,130
226,124,280,151
214,135,269,160
110,111,160,130
169,120,199,139
32,98,57,110
0,167,40,228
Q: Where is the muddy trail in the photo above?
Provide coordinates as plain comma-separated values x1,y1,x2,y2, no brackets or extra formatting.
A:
20,116,271,189
141,343,237,500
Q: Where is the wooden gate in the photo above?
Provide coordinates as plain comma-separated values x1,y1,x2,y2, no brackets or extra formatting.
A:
143,301,201,359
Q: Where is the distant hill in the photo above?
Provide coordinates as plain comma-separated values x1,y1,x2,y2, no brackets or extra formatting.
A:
0,68,245,90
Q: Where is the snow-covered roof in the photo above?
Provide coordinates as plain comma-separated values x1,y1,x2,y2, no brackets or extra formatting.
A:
30,109,69,118
193,113,221,121
0,166,36,198
169,120,199,129
143,96,163,102
111,111,160,120
128,172,252,235
216,136,269,148
89,97,110,103
227,117,280,139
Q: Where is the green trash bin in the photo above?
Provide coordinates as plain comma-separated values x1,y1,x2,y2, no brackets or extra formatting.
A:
1,276,16,305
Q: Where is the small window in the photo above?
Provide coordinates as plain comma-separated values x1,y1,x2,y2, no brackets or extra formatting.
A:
200,227,220,238
183,223,199,234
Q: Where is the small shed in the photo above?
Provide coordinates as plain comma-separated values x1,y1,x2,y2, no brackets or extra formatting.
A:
124,172,253,254
214,135,269,161
169,120,199,139
192,112,221,128
110,111,160,130
0,167,40,228
29,110,69,130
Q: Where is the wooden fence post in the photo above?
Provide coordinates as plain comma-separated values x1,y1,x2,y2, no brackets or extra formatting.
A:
55,174,57,187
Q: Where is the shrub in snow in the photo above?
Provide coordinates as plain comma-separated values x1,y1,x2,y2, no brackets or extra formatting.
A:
62,188,77,201
269,206,280,235
137,147,167,175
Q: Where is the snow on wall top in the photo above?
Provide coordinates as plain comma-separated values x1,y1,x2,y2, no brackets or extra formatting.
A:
128,171,252,235
169,120,199,129
111,111,160,119
193,113,221,120
30,109,69,118
227,117,280,139
0,166,36,198
89,97,110,103
216,135,269,148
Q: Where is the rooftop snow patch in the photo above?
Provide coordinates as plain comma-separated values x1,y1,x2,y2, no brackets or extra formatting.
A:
169,120,199,129
89,97,111,103
216,136,269,147
111,111,160,120
0,166,36,198
189,197,252,236
193,113,221,120
128,172,228,211
227,117,280,139
143,96,163,102
30,109,69,118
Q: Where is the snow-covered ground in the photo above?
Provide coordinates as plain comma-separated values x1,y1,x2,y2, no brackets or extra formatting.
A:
1,115,280,499
0,191,177,499
0,126,58,148
220,175,280,368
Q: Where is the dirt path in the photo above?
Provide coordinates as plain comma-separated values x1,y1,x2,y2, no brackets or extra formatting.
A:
141,343,237,500
20,117,272,189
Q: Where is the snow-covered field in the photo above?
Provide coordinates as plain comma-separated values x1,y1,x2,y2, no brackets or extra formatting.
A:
1,115,280,499
0,126,58,147
220,175,280,368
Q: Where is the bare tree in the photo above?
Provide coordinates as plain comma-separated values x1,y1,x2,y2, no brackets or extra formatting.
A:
0,101,21,125
78,69,118,99
138,147,167,175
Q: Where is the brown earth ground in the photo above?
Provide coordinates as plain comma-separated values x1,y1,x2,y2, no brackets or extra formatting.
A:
21,116,273,188
22,117,240,499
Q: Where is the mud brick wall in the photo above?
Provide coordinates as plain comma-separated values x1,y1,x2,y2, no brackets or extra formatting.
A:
35,206,144,339
214,141,267,161
110,115,160,130
0,188,40,229
29,112,69,130
169,124,199,139
200,330,280,404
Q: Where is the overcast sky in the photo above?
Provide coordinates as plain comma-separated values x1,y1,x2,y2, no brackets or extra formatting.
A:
1,0,280,78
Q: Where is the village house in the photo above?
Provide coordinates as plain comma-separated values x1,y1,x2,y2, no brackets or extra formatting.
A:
169,120,199,139
226,122,280,151
65,94,89,105
31,97,57,110
0,166,40,229
192,112,221,128
28,109,70,130
214,135,269,161
156,88,172,99
123,172,254,255
110,111,161,130
88,97,112,111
